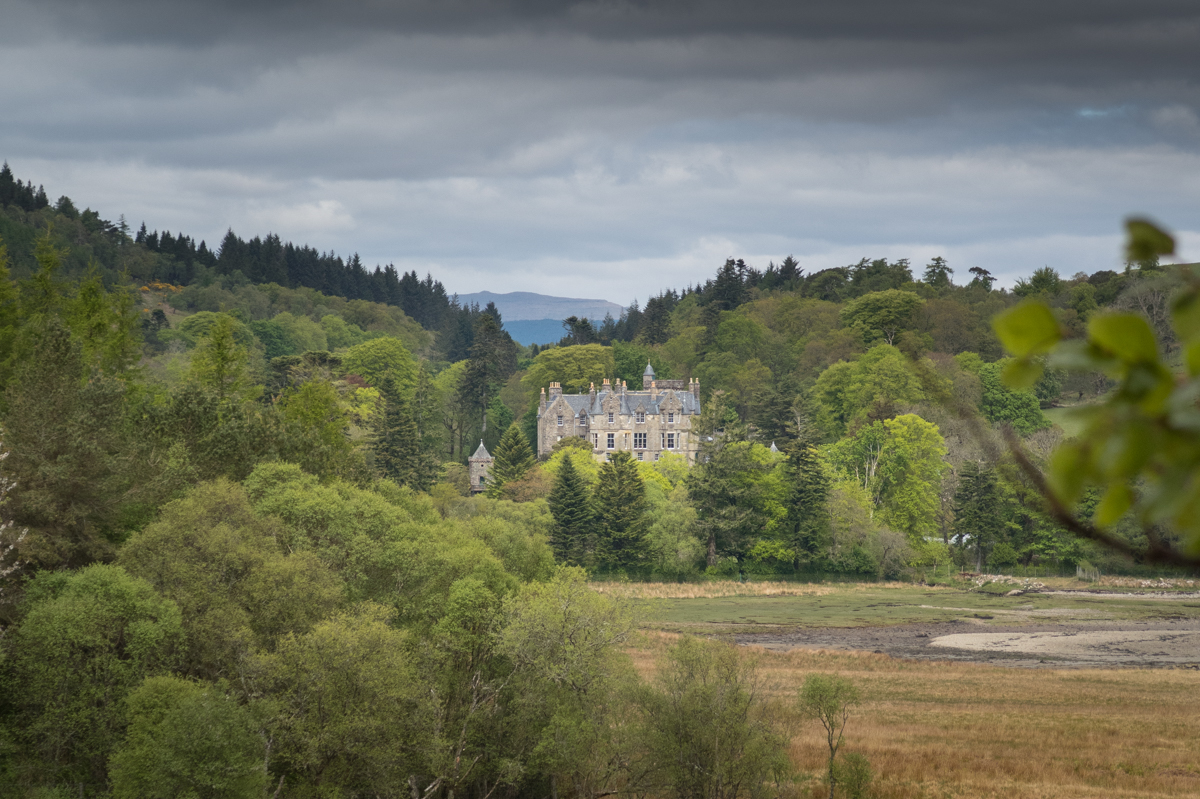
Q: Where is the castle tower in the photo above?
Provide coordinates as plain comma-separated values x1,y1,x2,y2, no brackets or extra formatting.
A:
468,440,493,494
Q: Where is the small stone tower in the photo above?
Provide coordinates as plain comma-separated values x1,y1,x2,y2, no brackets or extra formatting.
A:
468,440,493,494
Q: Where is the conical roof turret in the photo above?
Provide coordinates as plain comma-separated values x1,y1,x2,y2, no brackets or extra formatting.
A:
643,361,655,379
469,440,493,461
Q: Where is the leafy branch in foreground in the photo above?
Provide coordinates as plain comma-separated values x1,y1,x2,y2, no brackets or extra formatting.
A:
990,218,1200,566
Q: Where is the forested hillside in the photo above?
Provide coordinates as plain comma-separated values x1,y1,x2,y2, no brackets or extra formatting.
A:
0,165,1193,796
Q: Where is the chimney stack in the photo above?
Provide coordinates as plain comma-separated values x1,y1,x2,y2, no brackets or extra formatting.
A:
539,386,547,411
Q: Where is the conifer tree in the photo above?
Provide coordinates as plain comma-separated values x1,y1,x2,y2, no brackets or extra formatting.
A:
593,451,648,570
487,422,535,497
788,442,831,562
547,454,592,565
374,377,435,491
952,460,1004,571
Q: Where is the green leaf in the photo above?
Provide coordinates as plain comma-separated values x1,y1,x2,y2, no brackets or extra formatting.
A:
992,302,1061,358
1186,341,1200,379
1125,218,1175,263
1093,483,1133,528
1001,358,1043,390
1046,442,1089,506
1088,313,1159,364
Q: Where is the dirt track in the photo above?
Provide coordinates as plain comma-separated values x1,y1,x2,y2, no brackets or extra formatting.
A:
735,618,1200,668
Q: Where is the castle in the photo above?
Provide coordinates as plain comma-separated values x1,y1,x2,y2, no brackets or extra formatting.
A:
536,363,702,464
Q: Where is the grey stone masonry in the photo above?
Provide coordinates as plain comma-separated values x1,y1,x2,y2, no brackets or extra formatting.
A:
536,365,702,464
467,440,493,493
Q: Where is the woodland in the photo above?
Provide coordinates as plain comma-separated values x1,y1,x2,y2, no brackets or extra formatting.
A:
0,163,1197,797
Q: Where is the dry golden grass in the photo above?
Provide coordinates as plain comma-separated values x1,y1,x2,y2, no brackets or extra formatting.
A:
629,632,1200,799
592,580,931,600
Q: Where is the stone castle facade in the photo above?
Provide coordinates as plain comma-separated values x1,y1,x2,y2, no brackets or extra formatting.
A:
536,364,702,464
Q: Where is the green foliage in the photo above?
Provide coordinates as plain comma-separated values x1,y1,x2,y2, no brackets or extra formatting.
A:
593,451,649,570
499,568,640,797
341,336,417,391
799,674,861,799
788,443,832,560
547,451,593,565
253,604,426,797
488,422,537,497
6,564,183,786
522,343,614,399
875,414,949,542
977,361,1049,435
278,377,364,482
118,479,343,681
189,314,260,403
109,676,267,799
612,339,672,389
639,637,791,799
3,318,145,569
812,345,925,437
374,376,437,491
952,461,1006,571
839,289,924,346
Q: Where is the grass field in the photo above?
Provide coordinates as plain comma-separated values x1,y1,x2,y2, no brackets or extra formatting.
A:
599,581,1200,632
630,634,1200,799
615,581,1200,797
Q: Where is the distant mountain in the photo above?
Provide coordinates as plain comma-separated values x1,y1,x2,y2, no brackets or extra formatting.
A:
456,291,624,322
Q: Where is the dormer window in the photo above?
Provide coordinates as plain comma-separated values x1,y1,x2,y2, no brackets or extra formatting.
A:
667,412,675,423
607,412,614,424
557,415,563,426
635,411,645,423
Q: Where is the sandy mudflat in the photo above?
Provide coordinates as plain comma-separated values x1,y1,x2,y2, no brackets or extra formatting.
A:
736,619,1200,668
929,629,1200,665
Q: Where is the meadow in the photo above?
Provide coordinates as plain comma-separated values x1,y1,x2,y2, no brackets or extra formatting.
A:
596,579,1200,632
621,581,1200,798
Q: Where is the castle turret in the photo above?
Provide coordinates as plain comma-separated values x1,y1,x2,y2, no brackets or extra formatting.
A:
468,440,494,494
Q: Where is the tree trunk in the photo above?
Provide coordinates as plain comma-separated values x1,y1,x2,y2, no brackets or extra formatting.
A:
707,531,717,568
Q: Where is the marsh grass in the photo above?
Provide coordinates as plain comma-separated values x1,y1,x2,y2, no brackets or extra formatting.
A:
592,580,923,600
630,633,1200,799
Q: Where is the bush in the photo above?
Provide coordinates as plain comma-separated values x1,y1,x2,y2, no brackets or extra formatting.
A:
832,752,873,799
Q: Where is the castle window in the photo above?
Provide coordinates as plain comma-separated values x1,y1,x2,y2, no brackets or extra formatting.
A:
634,432,647,449
607,433,615,449
637,452,644,461
557,415,563,426
607,412,614,424
666,433,676,449
635,411,645,423
667,412,675,423
479,475,486,486
592,433,598,448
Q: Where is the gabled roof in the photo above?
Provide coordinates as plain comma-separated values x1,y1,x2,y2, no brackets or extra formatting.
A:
469,440,493,460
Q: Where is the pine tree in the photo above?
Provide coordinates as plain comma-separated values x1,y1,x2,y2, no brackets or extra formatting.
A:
593,451,648,570
374,377,434,491
487,423,535,497
547,453,593,565
952,461,1004,571
788,442,831,562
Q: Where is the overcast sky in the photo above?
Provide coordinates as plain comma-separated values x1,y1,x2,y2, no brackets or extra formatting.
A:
2,0,1198,306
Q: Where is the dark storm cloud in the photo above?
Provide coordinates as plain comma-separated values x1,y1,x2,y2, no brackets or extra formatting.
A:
2,0,1198,301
